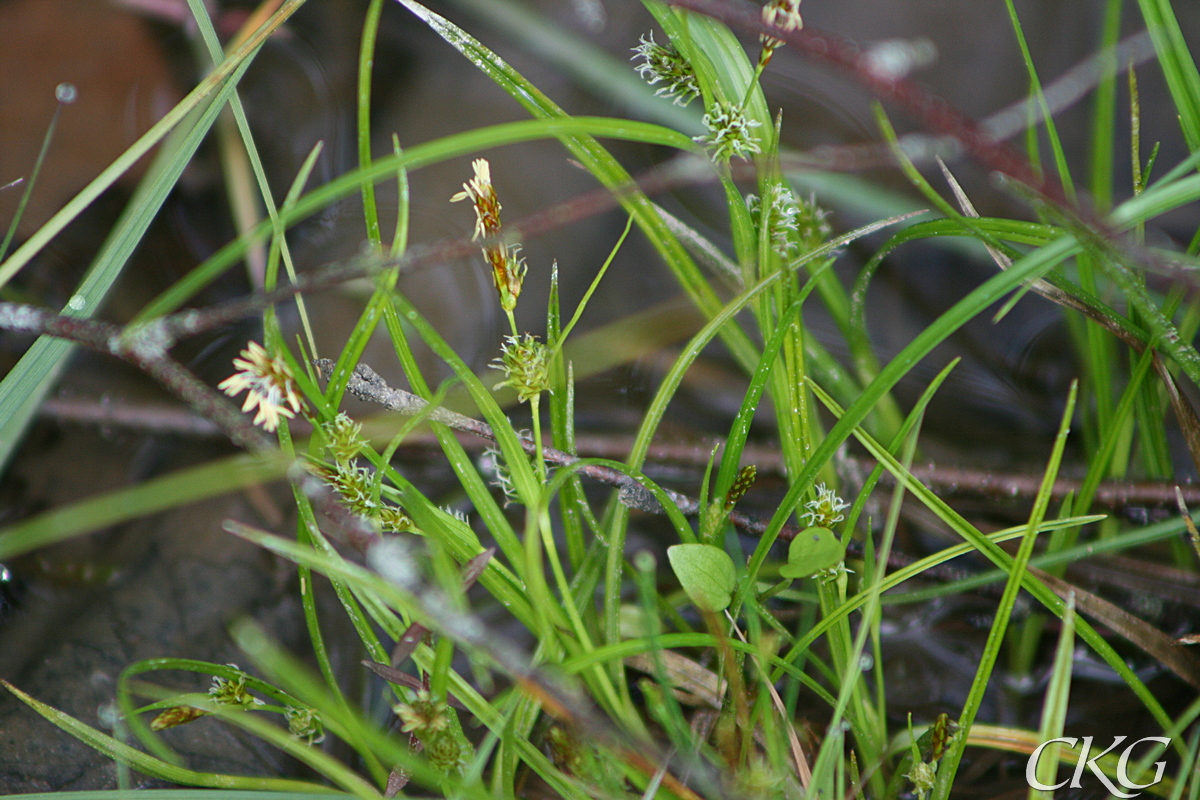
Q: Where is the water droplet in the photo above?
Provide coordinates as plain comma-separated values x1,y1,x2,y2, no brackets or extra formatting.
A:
862,38,937,81
55,82,78,104
96,702,119,730
67,294,86,311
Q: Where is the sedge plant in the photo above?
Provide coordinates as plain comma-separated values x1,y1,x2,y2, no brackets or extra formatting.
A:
0,0,1199,798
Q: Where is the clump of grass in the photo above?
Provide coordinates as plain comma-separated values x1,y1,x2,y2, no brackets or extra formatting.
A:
2,0,1200,798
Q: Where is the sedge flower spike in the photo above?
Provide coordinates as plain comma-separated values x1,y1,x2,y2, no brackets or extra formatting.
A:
286,706,325,745
208,667,262,709
451,158,526,315
394,690,471,773
695,99,762,161
217,341,304,432
631,31,700,106
758,0,802,69
761,0,802,48
801,482,850,528
746,185,832,260
450,158,501,240
491,333,551,403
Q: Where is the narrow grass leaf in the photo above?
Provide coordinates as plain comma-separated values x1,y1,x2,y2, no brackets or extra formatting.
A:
6,793,350,800
798,384,1175,739
0,451,290,561
397,0,761,375
1028,594,1077,799
1,681,331,792
745,231,1083,594
1136,0,1200,151
932,381,1073,800
1002,0,1077,201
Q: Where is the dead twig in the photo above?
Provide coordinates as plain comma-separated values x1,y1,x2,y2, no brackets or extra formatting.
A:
0,302,271,451
35,390,1200,510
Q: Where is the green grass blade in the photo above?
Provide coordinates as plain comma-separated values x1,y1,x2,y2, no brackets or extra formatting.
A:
797,385,1174,738
1002,0,1076,201
446,0,702,134
1137,0,1200,152
0,0,304,291
744,231,1081,592
134,115,695,323
358,0,386,246
604,259,796,648
0,9,296,472
396,0,761,374
186,0,317,350
714,297,803,502
0,87,69,260
1114,170,1200,225
1027,594,1077,799
0,451,291,561
6,793,351,800
1,681,335,793
884,513,1183,605
1088,0,1123,211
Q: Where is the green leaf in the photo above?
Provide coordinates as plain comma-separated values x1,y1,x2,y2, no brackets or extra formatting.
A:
1137,0,1200,152
0,451,291,561
0,681,331,793
779,527,845,579
667,543,735,611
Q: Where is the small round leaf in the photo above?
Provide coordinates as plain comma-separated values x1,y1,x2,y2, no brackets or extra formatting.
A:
667,543,736,611
779,527,845,579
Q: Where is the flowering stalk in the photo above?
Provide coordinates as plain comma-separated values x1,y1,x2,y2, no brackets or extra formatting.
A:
736,0,802,133
450,158,526,335
757,0,803,72
451,157,555,482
